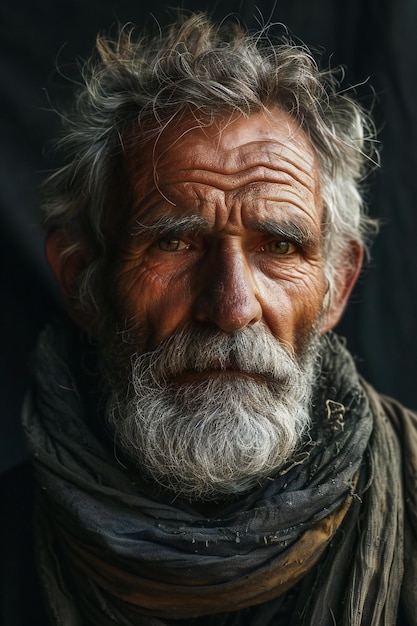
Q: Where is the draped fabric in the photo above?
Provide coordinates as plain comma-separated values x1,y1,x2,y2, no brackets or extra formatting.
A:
22,325,417,625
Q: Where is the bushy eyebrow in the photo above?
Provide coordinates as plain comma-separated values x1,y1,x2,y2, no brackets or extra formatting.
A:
130,215,210,242
129,214,320,249
255,218,319,248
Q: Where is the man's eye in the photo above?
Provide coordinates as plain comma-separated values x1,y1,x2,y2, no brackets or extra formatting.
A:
154,238,190,252
266,241,296,255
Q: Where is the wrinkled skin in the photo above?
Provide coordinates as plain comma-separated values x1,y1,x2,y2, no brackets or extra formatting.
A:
48,108,362,364
113,109,332,362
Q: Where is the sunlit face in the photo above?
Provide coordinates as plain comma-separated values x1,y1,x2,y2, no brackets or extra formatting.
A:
112,108,327,360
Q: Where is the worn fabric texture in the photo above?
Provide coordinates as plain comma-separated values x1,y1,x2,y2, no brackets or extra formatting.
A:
22,325,417,625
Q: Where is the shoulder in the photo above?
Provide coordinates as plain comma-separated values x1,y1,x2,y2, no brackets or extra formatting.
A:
360,378,417,453
0,462,49,625
361,381,417,626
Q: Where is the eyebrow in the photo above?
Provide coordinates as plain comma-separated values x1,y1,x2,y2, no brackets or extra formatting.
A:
129,214,320,248
130,215,210,242
254,218,319,248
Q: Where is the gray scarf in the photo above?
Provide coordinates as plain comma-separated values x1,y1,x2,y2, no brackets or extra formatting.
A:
22,325,416,625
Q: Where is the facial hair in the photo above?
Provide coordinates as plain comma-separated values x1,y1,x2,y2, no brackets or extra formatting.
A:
105,323,319,501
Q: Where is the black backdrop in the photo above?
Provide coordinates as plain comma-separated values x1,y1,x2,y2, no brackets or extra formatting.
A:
2,0,417,472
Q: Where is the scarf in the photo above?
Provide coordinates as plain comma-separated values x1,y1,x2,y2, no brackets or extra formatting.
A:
22,325,417,625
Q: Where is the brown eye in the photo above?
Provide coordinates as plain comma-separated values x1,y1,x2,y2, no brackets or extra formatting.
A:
266,241,296,255
155,238,189,252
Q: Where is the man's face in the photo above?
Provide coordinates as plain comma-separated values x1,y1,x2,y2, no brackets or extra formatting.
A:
104,109,329,501
113,108,327,357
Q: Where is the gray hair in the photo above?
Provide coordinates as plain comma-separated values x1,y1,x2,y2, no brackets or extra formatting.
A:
40,12,378,319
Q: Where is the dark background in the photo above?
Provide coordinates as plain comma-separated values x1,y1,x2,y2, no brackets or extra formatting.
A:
2,0,417,473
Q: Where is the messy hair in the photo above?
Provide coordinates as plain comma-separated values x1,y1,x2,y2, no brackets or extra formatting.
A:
40,11,378,318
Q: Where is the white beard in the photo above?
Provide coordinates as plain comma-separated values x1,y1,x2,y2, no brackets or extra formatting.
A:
106,323,318,501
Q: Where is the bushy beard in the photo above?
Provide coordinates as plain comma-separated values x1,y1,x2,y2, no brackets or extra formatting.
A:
105,323,319,502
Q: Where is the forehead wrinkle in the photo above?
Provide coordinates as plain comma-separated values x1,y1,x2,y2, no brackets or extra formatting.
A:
261,184,317,209
128,168,319,232
168,164,316,194
215,134,319,198
126,113,321,231
234,137,315,168
169,135,318,188
214,124,316,164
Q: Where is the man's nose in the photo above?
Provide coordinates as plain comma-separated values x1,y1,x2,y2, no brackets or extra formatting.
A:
194,244,262,332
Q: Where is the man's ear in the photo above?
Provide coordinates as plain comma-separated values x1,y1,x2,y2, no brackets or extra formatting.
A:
46,230,90,329
320,241,363,334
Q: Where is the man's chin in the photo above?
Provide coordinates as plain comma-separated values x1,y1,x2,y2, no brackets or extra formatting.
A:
123,455,283,504
104,323,319,502
125,432,304,503
107,388,311,502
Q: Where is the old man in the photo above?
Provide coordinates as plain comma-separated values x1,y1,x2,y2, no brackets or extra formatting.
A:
18,11,417,626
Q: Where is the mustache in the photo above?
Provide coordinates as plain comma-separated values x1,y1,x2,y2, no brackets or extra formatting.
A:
129,323,306,387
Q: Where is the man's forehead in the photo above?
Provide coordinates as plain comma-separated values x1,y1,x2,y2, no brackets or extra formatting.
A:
127,108,317,172
123,108,321,228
